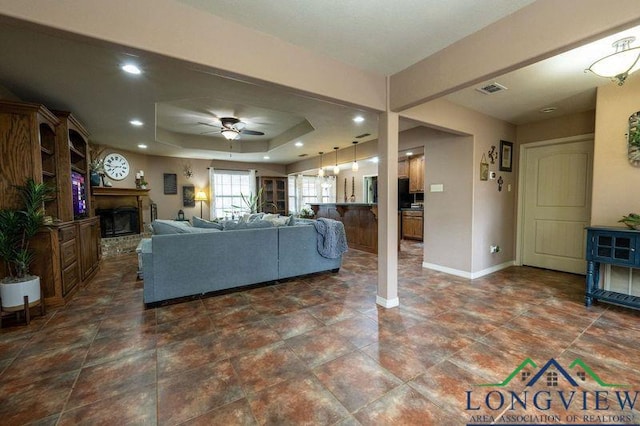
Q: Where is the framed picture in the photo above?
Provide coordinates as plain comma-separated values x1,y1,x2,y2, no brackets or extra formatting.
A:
163,173,177,194
182,184,195,207
499,140,513,172
480,160,489,181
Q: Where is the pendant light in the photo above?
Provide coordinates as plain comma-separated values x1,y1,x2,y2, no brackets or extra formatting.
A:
333,147,340,175
318,152,325,177
352,141,359,171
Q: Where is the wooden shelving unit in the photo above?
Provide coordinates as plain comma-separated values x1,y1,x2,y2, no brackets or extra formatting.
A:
257,176,288,215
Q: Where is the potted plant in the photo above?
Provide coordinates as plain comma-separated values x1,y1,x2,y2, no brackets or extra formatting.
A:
0,178,55,317
88,144,105,186
233,188,277,214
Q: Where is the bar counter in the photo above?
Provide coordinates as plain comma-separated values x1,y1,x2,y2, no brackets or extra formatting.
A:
309,203,378,253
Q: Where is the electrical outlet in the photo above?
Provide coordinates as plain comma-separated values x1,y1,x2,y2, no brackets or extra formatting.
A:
490,245,501,253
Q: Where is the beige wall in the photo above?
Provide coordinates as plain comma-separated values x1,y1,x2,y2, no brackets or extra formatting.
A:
591,73,640,226
93,147,286,225
335,160,379,204
403,100,517,274
517,110,595,145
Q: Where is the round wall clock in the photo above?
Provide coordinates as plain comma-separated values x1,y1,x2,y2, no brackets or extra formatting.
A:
103,152,130,180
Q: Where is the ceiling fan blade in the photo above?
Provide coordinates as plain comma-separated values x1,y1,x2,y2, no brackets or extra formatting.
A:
198,121,221,128
240,129,265,136
199,130,220,135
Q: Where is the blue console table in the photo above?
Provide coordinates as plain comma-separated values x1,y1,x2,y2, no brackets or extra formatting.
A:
585,226,640,309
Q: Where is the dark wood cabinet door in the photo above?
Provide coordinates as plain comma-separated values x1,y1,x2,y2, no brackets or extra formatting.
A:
78,217,100,280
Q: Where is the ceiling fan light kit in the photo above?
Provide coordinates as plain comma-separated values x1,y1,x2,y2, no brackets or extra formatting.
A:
586,37,640,86
200,116,265,140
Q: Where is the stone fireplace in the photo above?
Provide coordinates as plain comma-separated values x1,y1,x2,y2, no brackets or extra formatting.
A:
96,207,140,238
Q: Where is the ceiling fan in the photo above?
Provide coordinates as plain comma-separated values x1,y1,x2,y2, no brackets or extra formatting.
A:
198,117,265,140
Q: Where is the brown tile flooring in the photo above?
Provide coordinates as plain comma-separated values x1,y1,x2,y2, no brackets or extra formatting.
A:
2,241,640,425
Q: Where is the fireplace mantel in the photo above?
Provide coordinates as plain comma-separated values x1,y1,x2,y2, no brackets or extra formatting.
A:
91,187,150,235
92,187,150,197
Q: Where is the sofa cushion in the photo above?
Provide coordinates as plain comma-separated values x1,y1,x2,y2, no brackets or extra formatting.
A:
262,214,290,227
151,219,221,234
240,213,265,223
193,216,223,230
222,220,274,230
151,219,194,235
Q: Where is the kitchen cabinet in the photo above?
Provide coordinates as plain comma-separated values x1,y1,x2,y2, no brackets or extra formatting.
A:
402,210,423,241
409,155,424,193
398,159,409,179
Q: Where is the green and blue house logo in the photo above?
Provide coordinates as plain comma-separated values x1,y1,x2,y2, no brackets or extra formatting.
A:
465,358,638,425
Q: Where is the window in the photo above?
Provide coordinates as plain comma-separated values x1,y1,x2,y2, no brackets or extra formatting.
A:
546,372,558,387
288,175,336,213
212,170,251,218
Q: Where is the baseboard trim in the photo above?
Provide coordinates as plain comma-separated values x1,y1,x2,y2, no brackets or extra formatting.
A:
376,295,399,308
421,261,515,279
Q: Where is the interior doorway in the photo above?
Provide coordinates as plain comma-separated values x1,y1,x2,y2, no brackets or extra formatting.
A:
518,136,594,275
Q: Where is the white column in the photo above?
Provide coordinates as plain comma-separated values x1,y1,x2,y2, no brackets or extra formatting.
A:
377,110,399,308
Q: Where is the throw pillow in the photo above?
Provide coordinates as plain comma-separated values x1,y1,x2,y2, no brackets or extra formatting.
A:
262,214,290,227
221,220,273,230
240,213,265,223
193,216,223,230
151,219,194,235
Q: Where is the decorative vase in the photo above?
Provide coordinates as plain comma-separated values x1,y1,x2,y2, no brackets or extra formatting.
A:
0,276,41,311
90,170,101,186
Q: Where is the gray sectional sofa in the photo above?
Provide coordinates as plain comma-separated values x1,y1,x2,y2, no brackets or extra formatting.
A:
141,220,343,304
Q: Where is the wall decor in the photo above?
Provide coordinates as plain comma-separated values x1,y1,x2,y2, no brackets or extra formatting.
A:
480,153,489,181
487,146,497,164
343,178,347,202
182,184,195,207
628,111,640,167
497,176,504,192
163,173,177,194
499,140,513,172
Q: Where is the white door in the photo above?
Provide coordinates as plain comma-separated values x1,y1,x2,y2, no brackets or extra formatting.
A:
522,139,593,275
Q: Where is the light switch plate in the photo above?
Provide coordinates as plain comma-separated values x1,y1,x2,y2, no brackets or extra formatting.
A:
430,184,444,192
489,171,496,180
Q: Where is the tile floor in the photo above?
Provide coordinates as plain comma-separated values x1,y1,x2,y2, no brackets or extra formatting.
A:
1,241,640,425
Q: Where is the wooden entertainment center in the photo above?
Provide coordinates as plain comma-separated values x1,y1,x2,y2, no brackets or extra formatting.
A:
0,100,100,307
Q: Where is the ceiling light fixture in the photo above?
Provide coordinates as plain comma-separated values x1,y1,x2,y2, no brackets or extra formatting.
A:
406,151,413,156
371,157,379,163
295,141,304,147
263,155,270,160
352,141,359,172
121,64,142,75
333,147,340,175
318,152,325,177
137,144,147,149
586,37,640,86
353,116,365,123
221,128,240,140
130,119,143,126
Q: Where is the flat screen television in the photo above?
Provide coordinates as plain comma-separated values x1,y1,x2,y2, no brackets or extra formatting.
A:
71,171,87,218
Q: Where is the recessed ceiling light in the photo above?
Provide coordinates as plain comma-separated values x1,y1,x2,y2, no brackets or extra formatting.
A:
294,141,304,147
130,119,143,126
263,155,270,160
121,64,142,75
406,151,413,156
371,157,379,163
353,116,365,123
540,107,557,113
137,144,147,149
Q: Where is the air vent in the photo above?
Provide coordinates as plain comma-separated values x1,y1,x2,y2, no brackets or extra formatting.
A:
476,82,507,95
355,133,371,139
298,153,308,157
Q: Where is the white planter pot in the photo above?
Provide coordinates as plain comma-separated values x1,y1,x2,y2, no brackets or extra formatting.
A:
0,276,41,311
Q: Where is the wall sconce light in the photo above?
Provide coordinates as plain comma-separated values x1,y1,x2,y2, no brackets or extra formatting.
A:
352,141,359,171
586,36,640,86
